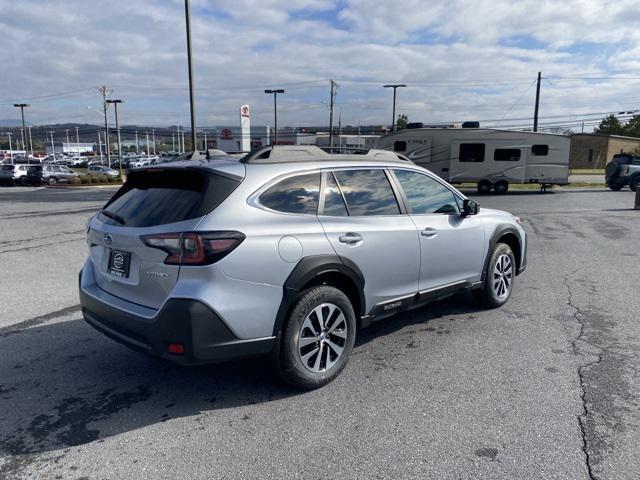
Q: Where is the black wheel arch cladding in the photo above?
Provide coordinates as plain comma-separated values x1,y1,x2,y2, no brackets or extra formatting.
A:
481,224,522,282
272,255,366,336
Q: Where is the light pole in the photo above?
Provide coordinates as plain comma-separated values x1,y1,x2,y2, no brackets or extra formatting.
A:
106,99,124,177
75,126,80,155
264,89,285,146
383,84,406,132
135,130,139,154
184,0,197,156
48,131,55,158
27,126,33,161
14,104,30,158
97,131,103,162
65,129,70,148
146,131,150,161
5,132,13,163
152,129,156,154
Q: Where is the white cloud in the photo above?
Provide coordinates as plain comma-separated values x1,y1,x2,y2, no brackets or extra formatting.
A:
0,0,639,131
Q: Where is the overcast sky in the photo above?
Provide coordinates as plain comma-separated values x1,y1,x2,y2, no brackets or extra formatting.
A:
1,0,639,130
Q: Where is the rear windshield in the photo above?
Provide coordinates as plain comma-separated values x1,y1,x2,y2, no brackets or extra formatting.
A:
101,169,241,227
27,166,42,173
1,165,15,171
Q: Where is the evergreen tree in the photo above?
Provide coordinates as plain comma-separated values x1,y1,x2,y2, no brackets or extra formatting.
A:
623,114,640,138
396,114,408,130
594,114,625,135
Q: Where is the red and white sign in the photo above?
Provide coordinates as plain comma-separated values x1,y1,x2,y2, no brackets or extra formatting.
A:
220,128,233,140
241,105,250,118
240,105,251,152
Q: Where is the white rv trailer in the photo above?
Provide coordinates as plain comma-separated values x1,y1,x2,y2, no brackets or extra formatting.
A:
376,128,570,193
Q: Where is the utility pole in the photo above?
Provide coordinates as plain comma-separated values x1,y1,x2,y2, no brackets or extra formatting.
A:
383,84,407,132
97,86,112,167
135,130,139,154
172,133,175,152
203,131,207,151
264,89,285,146
106,99,124,176
75,127,80,155
533,71,541,132
146,131,150,160
65,129,70,147
184,0,197,155
182,129,185,153
98,131,103,162
14,103,30,158
152,129,156,154
49,131,55,158
19,129,24,153
328,80,338,150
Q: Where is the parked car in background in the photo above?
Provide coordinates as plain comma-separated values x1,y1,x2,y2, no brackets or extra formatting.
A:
0,164,31,185
87,165,119,177
80,145,527,389
38,165,79,185
605,153,640,191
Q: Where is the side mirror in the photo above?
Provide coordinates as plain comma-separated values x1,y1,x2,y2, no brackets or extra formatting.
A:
462,199,480,216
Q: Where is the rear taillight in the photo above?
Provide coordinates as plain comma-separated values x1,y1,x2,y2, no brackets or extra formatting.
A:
141,231,245,265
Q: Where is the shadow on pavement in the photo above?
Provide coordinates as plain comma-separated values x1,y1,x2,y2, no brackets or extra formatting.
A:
0,292,481,462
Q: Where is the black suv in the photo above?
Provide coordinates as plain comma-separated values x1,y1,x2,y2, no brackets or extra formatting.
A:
605,153,640,191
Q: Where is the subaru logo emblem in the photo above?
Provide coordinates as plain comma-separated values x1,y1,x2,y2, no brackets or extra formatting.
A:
104,233,113,246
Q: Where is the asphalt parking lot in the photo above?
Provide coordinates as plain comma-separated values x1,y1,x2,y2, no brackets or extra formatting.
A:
0,185,638,480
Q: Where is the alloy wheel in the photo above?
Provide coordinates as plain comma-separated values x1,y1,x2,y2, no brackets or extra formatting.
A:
493,254,513,300
298,303,348,373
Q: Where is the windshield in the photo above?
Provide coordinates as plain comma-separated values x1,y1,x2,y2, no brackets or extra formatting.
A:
1,165,15,171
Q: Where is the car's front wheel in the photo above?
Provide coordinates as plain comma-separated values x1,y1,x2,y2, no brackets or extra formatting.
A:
275,285,356,389
475,242,516,308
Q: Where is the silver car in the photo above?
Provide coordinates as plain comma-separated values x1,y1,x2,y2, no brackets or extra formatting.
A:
79,146,526,389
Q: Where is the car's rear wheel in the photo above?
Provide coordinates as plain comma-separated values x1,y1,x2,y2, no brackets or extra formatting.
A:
275,285,356,389
475,242,516,308
629,175,639,192
608,181,624,191
477,180,492,194
48,177,57,186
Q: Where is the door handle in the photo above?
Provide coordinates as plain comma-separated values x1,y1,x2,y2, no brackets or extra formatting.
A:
338,232,363,244
421,227,438,237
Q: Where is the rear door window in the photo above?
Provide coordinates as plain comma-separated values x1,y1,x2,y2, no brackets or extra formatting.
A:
321,172,348,216
259,173,320,214
101,169,240,227
333,169,400,216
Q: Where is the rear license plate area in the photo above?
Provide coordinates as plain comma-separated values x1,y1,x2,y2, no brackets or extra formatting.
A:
108,250,131,278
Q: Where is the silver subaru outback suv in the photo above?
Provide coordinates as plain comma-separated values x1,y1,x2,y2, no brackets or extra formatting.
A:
80,146,526,389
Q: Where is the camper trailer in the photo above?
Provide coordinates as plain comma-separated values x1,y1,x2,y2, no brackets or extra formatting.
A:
376,127,570,193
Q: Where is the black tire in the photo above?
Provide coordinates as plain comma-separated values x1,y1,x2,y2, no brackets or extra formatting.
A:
629,175,639,192
494,181,509,194
605,161,621,181
477,180,492,194
275,285,356,390
48,177,57,186
474,243,516,308
608,181,624,191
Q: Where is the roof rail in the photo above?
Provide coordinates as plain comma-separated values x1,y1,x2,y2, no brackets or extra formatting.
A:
240,145,409,164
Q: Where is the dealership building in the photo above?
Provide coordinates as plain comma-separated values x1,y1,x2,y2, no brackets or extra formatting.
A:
45,142,95,156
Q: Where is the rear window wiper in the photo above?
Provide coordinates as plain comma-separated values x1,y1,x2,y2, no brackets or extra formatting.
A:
100,210,126,225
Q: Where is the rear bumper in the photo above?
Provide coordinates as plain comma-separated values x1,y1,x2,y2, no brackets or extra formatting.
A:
79,273,275,365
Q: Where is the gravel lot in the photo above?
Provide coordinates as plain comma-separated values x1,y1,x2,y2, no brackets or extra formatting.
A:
0,185,638,480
